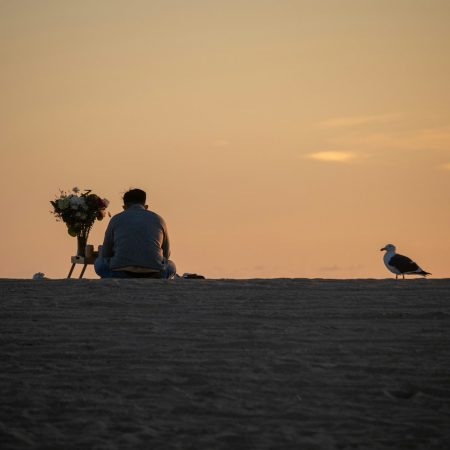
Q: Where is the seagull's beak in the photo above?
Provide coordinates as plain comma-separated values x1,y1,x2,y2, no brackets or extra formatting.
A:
380,247,386,251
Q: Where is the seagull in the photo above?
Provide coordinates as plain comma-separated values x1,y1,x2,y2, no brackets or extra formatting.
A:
380,244,431,279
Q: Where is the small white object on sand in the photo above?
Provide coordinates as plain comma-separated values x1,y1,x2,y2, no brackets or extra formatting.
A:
32,272,47,280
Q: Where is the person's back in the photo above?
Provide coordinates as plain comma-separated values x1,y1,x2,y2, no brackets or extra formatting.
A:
95,188,176,279
104,205,169,270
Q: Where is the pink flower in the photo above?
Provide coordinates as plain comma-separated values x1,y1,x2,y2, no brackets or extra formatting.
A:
96,209,107,220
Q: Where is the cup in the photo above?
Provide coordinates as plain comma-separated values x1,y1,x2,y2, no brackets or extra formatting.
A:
85,245,94,258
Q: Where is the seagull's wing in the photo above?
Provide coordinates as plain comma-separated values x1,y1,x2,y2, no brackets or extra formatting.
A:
389,254,420,273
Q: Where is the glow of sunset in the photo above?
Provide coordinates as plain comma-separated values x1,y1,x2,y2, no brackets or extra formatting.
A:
1,0,450,279
307,152,355,163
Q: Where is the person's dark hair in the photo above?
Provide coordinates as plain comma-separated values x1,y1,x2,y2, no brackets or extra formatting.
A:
123,188,146,206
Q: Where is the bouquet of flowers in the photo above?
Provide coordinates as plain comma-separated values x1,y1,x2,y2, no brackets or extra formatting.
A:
50,187,109,256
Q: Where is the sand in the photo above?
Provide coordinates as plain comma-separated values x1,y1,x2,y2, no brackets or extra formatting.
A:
1,278,450,449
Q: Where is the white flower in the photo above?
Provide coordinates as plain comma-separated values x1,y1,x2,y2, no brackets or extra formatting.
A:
102,198,110,207
57,197,70,210
70,196,86,209
72,187,80,193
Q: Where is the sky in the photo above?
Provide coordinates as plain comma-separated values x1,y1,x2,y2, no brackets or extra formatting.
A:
1,0,449,279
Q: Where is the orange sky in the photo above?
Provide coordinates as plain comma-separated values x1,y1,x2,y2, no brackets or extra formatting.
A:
1,0,449,279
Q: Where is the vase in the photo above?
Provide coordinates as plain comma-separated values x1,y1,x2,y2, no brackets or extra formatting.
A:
76,234,88,257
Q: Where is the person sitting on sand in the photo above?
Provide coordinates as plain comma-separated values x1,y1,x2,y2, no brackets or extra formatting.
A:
94,188,176,279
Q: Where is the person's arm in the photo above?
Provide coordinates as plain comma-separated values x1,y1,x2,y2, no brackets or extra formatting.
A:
101,221,114,258
161,219,170,259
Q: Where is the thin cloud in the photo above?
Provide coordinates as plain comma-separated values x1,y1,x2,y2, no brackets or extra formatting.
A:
306,151,356,163
319,113,401,129
328,126,450,152
319,264,364,272
319,265,340,272
212,140,230,148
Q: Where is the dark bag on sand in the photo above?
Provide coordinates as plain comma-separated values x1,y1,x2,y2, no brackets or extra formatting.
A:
183,273,205,279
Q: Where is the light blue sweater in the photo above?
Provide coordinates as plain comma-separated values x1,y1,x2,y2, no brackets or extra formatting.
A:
101,204,170,270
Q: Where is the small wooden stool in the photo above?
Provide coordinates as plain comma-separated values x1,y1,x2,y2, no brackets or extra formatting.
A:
67,255,97,279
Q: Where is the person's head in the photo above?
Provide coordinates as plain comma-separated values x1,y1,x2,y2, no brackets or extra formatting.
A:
123,188,148,209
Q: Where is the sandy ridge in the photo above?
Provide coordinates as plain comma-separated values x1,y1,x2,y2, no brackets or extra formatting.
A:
1,279,450,449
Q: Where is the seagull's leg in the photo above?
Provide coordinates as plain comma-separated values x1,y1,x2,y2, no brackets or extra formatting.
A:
396,274,398,280
402,274,405,280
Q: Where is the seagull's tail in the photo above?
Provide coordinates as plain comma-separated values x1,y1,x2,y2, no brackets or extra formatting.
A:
418,270,431,276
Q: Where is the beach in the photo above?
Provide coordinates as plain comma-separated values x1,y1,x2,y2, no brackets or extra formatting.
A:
1,278,450,449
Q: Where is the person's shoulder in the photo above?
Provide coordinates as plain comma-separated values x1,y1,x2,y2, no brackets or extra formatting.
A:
107,210,125,224
147,210,167,225
112,209,127,218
